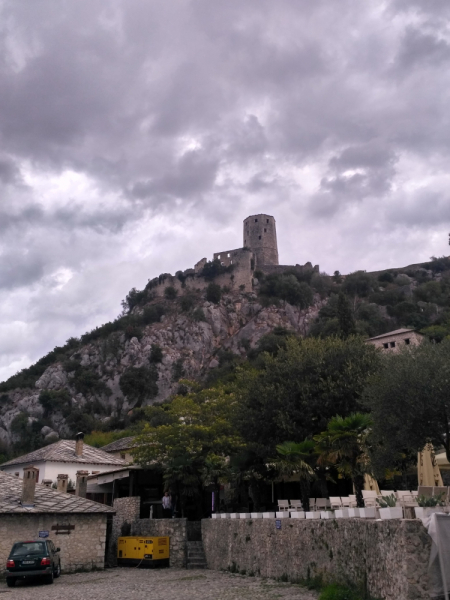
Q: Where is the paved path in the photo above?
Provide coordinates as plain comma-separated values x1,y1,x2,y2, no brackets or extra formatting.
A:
0,568,319,600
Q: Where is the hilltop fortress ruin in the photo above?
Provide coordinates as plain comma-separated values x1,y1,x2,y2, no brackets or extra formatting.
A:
147,214,319,297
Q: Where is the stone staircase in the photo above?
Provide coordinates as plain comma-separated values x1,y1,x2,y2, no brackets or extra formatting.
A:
186,541,207,569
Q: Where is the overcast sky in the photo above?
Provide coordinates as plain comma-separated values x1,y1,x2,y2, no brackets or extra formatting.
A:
1,0,449,381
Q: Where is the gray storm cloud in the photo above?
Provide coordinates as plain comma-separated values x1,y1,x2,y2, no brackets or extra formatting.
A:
0,0,449,380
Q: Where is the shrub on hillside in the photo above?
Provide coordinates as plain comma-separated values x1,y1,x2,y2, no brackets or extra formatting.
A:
164,286,178,300
201,259,233,280
180,295,195,312
150,344,163,364
206,283,222,304
119,365,159,406
192,308,206,322
39,389,71,418
142,304,165,324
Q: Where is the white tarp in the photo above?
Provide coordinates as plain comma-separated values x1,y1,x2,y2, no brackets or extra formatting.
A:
425,512,450,599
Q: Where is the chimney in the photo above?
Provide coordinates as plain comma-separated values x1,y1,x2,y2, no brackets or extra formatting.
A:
75,470,89,498
56,474,69,493
42,479,53,488
75,432,84,457
22,466,39,505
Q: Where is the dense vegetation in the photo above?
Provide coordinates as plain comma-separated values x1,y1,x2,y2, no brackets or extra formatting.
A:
1,254,450,477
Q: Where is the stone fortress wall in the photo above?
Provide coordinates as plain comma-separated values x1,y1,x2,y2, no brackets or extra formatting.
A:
244,214,279,267
147,214,318,299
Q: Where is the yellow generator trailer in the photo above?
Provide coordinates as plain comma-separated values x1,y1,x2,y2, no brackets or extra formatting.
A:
117,536,170,568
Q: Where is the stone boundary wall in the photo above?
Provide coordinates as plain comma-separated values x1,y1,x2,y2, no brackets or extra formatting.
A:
109,498,188,568
259,262,320,276
0,513,107,574
202,518,432,600
108,497,140,565
132,519,188,568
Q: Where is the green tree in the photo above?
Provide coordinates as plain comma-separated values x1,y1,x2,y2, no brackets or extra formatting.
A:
133,383,242,518
363,339,450,469
235,336,379,492
271,440,316,511
342,271,374,298
315,413,373,508
337,291,356,338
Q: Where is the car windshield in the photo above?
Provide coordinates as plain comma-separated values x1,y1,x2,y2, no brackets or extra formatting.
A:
11,542,46,557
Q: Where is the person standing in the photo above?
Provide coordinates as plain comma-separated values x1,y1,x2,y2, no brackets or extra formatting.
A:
162,491,172,518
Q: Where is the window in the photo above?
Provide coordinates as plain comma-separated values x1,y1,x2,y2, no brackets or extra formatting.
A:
383,343,389,349
264,228,267,232
121,453,126,460
258,235,261,240
217,254,220,259
267,219,269,223
227,253,230,257
255,218,258,222
230,260,233,264
390,341,396,348
404,338,410,345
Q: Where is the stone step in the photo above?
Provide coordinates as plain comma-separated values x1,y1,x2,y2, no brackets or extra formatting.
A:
186,541,206,569
187,542,203,547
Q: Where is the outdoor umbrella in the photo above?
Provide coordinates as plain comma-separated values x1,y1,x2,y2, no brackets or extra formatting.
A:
364,474,380,495
418,443,443,487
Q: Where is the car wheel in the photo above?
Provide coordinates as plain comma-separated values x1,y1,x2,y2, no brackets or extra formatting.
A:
6,579,15,588
54,561,61,578
46,570,54,584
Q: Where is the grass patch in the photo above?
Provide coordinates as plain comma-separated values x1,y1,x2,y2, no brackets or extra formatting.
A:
319,583,364,600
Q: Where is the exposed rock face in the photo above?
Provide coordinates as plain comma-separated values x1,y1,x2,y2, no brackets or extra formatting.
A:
0,290,325,447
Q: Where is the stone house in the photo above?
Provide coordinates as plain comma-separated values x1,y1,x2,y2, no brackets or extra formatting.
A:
101,436,136,463
0,468,114,574
0,433,127,484
365,328,424,352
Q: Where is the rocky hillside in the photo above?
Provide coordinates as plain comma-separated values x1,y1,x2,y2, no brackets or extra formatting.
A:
0,284,324,452
1,254,449,456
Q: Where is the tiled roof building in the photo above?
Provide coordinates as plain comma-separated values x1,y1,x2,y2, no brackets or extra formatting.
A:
0,470,114,514
0,436,127,482
365,328,424,352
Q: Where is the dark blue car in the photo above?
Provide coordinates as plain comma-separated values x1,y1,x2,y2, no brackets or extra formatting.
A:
6,540,61,587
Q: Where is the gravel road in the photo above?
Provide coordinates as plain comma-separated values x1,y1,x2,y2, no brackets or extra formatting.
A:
0,567,319,600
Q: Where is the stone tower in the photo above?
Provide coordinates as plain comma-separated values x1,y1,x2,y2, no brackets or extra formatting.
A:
243,214,279,267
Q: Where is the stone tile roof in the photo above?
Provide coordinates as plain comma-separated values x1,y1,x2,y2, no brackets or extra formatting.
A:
0,471,115,514
366,328,420,341
101,436,136,453
0,439,128,468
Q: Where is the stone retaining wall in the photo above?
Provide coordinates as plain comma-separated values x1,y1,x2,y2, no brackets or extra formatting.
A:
132,519,188,568
110,498,188,568
202,518,432,600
